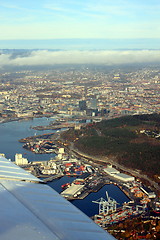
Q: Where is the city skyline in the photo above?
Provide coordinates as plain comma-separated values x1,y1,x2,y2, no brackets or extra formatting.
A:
0,0,160,49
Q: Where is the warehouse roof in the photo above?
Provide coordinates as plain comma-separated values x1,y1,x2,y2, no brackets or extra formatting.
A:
112,173,135,182
104,167,120,175
61,184,84,197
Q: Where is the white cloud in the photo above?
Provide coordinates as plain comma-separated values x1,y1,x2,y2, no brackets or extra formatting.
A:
0,50,160,67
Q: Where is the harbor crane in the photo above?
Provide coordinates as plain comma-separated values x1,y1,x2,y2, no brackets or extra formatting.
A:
92,191,118,215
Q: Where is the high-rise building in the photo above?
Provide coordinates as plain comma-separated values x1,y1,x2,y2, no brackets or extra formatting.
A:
79,100,87,111
90,98,97,110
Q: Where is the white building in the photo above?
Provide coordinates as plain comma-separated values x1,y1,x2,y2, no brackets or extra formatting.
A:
140,186,156,198
0,153,5,157
61,184,84,198
104,167,120,175
59,148,65,154
17,112,33,118
112,173,135,182
104,166,135,182
15,153,28,165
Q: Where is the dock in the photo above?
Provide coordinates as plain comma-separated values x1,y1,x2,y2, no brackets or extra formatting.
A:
43,174,63,183
92,182,105,192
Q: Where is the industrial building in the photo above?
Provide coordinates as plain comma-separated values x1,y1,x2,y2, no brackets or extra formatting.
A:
103,166,134,182
112,173,135,182
140,185,156,198
61,184,84,198
104,167,120,175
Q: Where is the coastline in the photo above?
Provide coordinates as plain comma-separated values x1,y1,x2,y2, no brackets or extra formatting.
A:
65,143,160,193
0,114,56,125
1,114,159,194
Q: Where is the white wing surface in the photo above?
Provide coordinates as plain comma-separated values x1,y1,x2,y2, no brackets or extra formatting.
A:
0,156,115,240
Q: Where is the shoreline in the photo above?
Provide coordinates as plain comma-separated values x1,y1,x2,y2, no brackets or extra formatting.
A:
66,144,160,193
1,115,159,194
0,114,56,125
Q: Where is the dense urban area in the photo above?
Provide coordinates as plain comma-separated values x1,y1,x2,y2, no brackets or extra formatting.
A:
0,60,159,121
0,56,160,239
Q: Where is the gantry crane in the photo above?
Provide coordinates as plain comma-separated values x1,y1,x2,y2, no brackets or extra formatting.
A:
92,191,118,215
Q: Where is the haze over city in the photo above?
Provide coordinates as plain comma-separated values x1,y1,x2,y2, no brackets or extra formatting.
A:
0,1,160,239
0,49,160,67
0,0,160,67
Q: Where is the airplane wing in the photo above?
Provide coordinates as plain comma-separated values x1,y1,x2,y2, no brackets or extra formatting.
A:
0,156,115,240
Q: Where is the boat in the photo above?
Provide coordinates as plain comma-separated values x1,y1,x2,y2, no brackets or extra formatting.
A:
61,183,71,189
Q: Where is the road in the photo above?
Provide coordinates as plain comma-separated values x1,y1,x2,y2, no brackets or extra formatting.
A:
53,131,160,193
68,142,160,192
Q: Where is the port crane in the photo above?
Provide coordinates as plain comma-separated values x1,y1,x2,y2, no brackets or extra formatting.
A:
92,191,118,215
92,197,109,215
106,191,118,212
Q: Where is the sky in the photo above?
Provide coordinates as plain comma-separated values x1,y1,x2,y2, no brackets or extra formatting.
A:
0,0,160,65
0,0,160,49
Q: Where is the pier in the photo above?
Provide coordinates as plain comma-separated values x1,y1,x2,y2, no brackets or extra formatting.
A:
31,122,77,131
43,174,64,183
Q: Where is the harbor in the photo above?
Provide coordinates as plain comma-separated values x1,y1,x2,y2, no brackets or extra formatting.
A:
0,116,159,229
17,144,158,224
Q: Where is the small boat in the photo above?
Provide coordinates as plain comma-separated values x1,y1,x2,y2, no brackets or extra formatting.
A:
61,183,71,189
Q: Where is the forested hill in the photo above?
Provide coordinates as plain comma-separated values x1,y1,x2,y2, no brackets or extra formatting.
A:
62,114,160,176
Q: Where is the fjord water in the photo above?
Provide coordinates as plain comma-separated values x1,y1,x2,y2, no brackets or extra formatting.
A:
0,117,56,161
49,177,130,217
71,184,130,217
0,117,129,217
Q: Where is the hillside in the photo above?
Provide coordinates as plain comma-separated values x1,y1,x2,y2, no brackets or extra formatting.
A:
62,114,160,177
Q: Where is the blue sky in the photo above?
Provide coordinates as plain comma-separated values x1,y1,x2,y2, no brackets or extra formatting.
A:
0,0,160,49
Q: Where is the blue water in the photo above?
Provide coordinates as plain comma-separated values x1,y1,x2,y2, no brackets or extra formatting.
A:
48,176,130,217
71,184,129,217
0,117,57,162
0,117,130,217
47,176,77,193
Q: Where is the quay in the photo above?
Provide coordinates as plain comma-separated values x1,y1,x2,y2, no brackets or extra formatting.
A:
43,174,64,183
19,133,55,143
31,122,77,131
63,182,112,200
118,185,132,200
92,182,107,192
